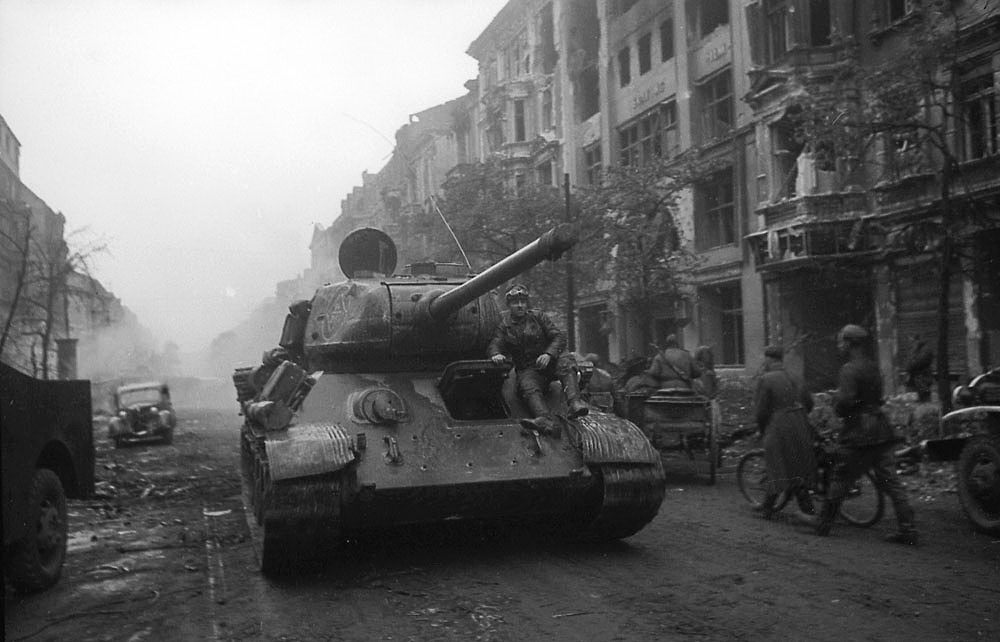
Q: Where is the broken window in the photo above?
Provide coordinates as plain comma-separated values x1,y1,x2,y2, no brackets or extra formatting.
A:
701,0,729,36
698,282,745,366
699,71,733,141
772,123,804,199
660,18,675,61
539,4,557,74
513,99,527,142
584,142,602,186
695,167,737,249
885,129,923,180
618,100,678,167
810,0,831,46
767,1,790,62
638,33,652,75
536,160,553,186
577,65,600,120
618,46,631,87
960,61,999,161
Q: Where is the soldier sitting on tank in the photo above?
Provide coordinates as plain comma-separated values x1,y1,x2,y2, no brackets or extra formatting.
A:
488,284,589,437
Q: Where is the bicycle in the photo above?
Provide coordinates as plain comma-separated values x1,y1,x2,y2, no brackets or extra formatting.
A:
736,432,886,527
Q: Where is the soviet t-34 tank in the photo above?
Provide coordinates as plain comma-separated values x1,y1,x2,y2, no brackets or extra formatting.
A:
233,224,666,574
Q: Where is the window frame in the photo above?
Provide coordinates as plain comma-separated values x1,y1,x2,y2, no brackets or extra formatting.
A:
660,18,675,62
638,33,652,75
959,62,999,161
617,100,678,167
699,70,734,141
618,46,631,87
584,142,603,186
695,166,737,250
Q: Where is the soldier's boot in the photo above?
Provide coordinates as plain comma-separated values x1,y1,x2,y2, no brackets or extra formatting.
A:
520,392,560,438
560,373,590,419
815,497,840,536
795,489,816,516
753,493,778,520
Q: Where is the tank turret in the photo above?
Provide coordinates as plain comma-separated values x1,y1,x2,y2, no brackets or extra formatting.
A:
284,224,577,372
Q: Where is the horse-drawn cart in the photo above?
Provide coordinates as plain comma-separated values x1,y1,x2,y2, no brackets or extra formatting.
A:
616,388,719,484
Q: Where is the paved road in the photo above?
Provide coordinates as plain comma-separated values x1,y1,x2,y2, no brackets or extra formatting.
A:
4,402,999,642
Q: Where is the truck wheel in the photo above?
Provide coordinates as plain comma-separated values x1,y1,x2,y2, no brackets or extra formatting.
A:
957,435,1000,535
8,469,68,592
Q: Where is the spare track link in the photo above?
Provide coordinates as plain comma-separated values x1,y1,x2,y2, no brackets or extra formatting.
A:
582,460,667,540
240,425,343,575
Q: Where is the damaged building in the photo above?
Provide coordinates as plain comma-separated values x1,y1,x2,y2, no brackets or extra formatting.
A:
317,0,999,390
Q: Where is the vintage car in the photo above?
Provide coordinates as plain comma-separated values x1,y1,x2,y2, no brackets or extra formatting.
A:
107,381,176,447
926,367,1000,535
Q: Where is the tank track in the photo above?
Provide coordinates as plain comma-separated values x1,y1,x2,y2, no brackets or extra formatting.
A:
580,459,667,540
240,426,343,574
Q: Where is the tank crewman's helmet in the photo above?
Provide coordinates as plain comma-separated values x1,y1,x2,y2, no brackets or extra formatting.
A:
505,284,530,303
837,324,869,345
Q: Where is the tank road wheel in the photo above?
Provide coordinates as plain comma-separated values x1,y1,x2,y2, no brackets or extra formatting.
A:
957,435,1000,535
736,450,791,511
837,471,885,528
8,469,69,592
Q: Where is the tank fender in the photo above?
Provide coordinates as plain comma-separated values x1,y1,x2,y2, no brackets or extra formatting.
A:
265,422,356,481
573,412,661,465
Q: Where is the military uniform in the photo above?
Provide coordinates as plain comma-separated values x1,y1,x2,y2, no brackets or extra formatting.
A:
817,326,917,542
488,305,587,435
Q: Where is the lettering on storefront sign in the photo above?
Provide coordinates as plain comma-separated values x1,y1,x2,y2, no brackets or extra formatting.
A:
631,80,667,112
701,42,731,66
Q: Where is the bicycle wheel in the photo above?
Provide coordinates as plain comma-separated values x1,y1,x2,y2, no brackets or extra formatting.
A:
737,450,791,510
837,470,885,527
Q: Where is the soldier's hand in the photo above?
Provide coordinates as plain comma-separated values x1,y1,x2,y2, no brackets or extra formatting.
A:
491,354,508,365
536,353,552,369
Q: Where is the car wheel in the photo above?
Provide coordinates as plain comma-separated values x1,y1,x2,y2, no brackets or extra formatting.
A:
8,469,69,592
957,434,1000,535
162,426,174,445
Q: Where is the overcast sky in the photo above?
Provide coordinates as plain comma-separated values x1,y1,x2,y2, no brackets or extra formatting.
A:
0,0,507,353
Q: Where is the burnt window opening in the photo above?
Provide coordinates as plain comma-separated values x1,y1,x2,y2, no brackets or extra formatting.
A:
699,71,733,141
576,65,600,120
660,18,675,61
810,0,831,46
618,46,631,87
885,129,924,180
960,63,999,161
513,99,527,142
701,0,729,36
584,142,602,186
695,166,736,249
638,33,652,75
539,4,557,74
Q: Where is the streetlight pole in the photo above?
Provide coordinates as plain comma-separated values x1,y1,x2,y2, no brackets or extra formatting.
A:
564,173,576,352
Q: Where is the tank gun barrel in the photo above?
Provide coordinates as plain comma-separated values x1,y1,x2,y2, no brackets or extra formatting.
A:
426,224,578,321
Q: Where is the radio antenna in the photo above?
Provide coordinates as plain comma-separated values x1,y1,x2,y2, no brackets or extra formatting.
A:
429,194,472,272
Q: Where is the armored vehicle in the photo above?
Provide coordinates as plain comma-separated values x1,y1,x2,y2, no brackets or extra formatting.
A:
233,225,666,573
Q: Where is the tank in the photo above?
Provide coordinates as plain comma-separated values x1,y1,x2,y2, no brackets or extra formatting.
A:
233,224,666,573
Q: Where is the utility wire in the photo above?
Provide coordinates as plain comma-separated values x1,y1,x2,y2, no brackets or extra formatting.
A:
429,194,471,271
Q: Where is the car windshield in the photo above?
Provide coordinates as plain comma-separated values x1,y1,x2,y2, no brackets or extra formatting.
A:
118,388,162,406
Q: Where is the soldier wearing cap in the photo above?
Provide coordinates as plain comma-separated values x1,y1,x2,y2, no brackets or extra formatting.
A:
753,344,817,519
488,284,589,437
816,324,918,544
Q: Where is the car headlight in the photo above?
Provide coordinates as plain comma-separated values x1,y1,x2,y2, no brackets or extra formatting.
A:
119,410,128,418
951,385,974,408
150,406,158,413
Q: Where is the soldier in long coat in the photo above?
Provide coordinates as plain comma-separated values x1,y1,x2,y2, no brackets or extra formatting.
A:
753,345,817,518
